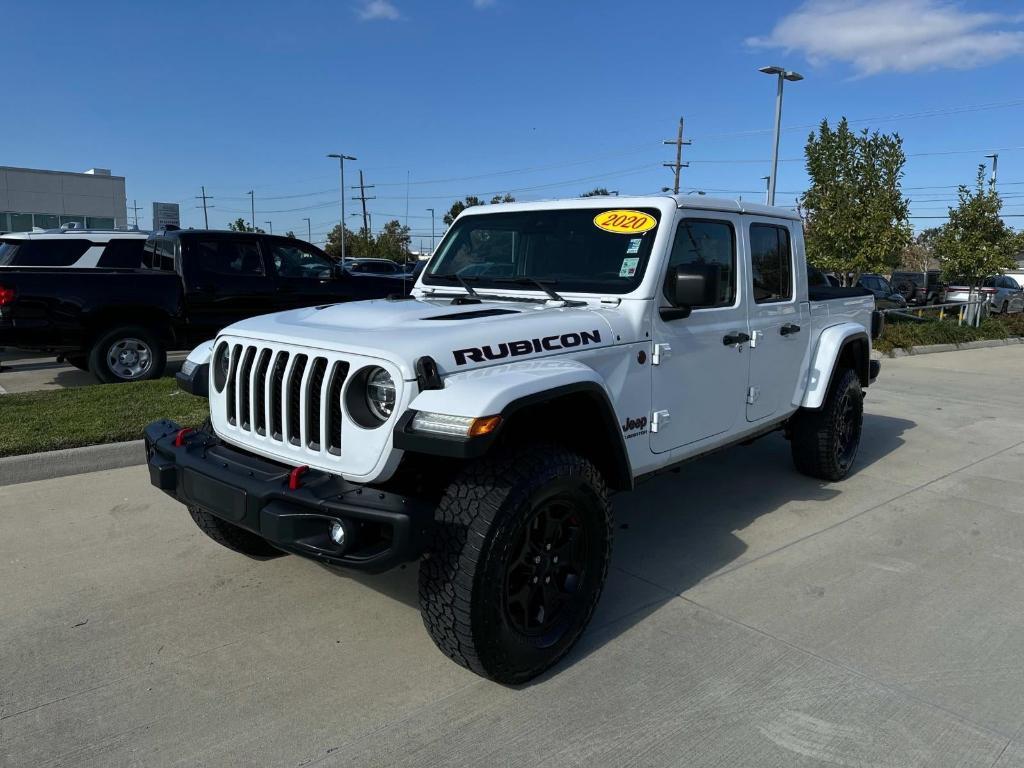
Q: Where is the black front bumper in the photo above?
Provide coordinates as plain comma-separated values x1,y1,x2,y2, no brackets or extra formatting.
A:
144,420,434,573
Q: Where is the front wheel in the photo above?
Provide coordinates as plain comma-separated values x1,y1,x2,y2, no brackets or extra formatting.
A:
790,367,863,481
88,326,167,383
419,445,612,684
187,506,285,559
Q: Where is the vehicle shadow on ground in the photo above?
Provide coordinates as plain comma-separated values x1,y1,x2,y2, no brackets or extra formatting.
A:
324,412,914,684
51,359,185,388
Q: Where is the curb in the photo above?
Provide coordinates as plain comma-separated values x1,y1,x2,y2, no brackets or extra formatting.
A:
0,440,145,487
886,336,1024,358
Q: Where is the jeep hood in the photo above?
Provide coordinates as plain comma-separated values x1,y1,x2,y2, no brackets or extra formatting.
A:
219,297,622,379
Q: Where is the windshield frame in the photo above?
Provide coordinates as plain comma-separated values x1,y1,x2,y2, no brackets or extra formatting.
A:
422,206,663,296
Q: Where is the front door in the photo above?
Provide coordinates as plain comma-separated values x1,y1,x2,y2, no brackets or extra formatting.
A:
650,214,750,453
183,236,276,341
744,218,808,422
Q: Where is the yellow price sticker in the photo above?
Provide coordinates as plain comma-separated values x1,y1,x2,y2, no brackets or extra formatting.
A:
593,209,657,234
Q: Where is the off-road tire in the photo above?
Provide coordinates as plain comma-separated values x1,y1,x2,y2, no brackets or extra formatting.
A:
88,325,167,383
418,444,612,684
64,354,89,371
790,367,863,482
187,505,285,559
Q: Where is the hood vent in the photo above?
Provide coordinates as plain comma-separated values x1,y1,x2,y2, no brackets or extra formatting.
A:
424,308,520,320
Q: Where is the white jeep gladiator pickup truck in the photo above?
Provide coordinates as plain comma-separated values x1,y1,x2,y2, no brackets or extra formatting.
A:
146,194,882,683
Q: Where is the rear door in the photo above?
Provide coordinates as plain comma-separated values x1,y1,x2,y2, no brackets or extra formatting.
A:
650,213,750,453
744,217,809,422
182,235,277,339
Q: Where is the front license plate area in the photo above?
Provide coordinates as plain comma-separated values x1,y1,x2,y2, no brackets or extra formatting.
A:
183,469,248,523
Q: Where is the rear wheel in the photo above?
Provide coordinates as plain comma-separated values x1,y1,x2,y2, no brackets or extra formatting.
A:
419,444,612,684
64,354,89,371
791,368,863,482
88,326,167,383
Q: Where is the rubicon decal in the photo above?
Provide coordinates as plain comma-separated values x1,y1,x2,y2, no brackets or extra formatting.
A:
453,330,602,366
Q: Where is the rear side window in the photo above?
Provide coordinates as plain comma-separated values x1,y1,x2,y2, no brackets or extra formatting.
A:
749,224,793,303
0,239,90,266
664,219,736,309
97,239,145,268
195,239,265,277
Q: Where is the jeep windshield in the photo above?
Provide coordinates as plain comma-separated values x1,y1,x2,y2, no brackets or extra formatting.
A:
423,207,661,294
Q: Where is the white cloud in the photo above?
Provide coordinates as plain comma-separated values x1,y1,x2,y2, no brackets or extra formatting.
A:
749,0,1024,76
358,0,401,21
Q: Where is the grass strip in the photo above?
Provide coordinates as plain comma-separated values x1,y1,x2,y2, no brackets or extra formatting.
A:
0,377,209,458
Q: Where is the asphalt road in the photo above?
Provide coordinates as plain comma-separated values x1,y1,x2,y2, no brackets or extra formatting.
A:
3,346,1024,767
0,349,188,394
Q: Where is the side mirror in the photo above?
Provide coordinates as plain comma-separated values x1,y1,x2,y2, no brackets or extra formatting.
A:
660,264,720,321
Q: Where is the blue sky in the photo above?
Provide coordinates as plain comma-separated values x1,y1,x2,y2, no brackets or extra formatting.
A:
5,0,1024,244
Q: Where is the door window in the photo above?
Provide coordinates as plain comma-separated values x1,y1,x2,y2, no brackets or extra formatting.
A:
749,224,793,303
97,239,145,268
664,219,736,308
195,239,264,276
270,242,334,279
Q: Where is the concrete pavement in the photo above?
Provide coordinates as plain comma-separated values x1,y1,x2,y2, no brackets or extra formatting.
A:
3,346,1024,767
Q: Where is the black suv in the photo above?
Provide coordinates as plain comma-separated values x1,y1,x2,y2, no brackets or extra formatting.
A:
891,270,945,305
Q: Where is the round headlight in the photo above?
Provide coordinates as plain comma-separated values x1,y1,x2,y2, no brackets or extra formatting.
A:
212,342,230,393
365,367,396,421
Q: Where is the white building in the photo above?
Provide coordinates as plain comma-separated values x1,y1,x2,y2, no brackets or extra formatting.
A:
0,166,128,232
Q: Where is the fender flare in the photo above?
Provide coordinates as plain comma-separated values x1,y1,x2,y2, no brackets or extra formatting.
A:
393,359,632,489
175,340,214,398
800,324,870,410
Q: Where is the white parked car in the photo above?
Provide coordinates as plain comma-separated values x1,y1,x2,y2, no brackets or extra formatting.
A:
147,195,882,683
0,226,148,269
944,275,1024,314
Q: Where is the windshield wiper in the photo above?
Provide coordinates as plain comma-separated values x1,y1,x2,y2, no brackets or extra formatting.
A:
431,272,480,296
492,277,584,306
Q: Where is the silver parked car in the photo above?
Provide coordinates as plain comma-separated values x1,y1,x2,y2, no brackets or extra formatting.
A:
944,275,1024,314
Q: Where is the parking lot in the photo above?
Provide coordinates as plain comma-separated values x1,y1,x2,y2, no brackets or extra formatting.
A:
1,345,1022,767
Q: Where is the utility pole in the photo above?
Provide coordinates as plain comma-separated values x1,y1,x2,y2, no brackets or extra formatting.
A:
662,117,691,195
426,208,435,253
247,190,255,232
127,199,143,228
351,170,375,237
985,153,999,190
303,217,311,242
195,186,213,228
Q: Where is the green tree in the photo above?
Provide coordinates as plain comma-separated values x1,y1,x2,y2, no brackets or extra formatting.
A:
801,118,911,283
580,187,610,197
899,227,941,272
228,217,265,234
934,166,1018,289
443,196,483,226
324,223,362,259
375,219,412,261
284,229,296,239
489,193,516,204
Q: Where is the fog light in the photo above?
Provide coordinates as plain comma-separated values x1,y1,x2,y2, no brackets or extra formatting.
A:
329,521,347,546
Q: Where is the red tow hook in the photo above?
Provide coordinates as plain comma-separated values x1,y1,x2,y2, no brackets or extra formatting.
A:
174,427,195,447
288,465,310,490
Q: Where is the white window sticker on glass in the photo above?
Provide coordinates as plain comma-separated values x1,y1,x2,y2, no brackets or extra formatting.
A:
626,238,642,254
619,257,639,277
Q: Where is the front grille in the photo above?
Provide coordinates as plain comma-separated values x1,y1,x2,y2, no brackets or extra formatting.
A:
221,343,353,457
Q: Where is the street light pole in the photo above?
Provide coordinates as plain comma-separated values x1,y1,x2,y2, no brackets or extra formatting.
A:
247,190,255,231
264,220,272,234
759,66,803,206
426,207,435,253
761,176,770,205
303,217,311,242
985,153,999,190
327,153,356,260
